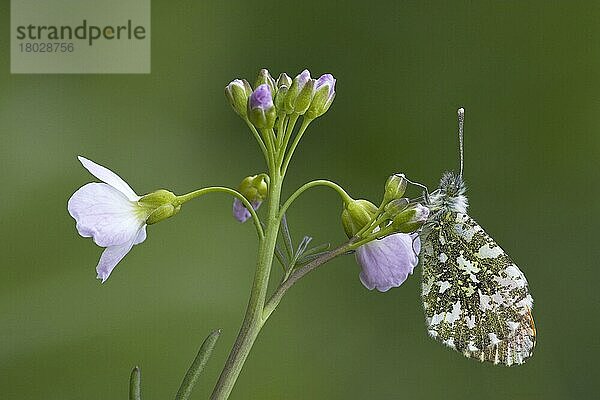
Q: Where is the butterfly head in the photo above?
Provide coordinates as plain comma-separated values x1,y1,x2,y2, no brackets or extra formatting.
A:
426,108,469,216
428,170,469,215
439,170,466,198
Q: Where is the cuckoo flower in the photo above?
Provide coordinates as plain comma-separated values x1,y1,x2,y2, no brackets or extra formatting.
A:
68,157,154,282
356,232,421,292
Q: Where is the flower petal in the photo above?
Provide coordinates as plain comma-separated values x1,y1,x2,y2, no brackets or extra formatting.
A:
249,84,274,110
96,226,146,283
356,233,420,292
68,182,145,247
133,225,147,245
78,156,139,201
232,198,261,223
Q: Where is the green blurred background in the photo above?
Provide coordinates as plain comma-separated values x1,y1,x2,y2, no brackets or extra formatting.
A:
1,1,599,399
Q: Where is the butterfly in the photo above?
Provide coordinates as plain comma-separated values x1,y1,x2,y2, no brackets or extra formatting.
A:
419,108,536,365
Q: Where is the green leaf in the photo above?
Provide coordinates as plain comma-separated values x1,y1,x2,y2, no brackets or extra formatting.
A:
129,366,141,400
304,242,331,256
174,329,222,400
274,243,289,270
297,250,331,266
295,236,313,259
280,214,294,258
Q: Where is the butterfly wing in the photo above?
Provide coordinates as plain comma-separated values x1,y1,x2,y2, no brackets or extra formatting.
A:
421,212,535,365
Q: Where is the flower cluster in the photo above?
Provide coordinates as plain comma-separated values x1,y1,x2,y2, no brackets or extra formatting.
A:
225,69,336,223
225,68,336,129
67,71,428,296
66,69,436,400
341,174,430,292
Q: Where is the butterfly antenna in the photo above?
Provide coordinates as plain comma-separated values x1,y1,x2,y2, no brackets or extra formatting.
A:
457,107,465,178
405,176,430,204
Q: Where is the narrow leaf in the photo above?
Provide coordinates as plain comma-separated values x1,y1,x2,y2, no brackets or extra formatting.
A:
297,250,332,265
285,236,314,273
303,242,331,257
175,329,222,400
295,236,313,258
129,366,142,400
280,214,294,258
274,243,289,270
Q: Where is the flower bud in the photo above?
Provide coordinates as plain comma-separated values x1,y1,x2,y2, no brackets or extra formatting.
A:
305,73,336,119
254,68,276,95
391,204,430,233
284,69,315,114
139,189,177,208
274,86,289,115
146,204,181,225
276,73,292,89
238,175,268,202
293,78,316,115
139,189,181,225
274,73,292,115
247,84,277,129
341,199,378,238
234,174,268,223
225,79,253,118
384,198,410,216
383,174,408,204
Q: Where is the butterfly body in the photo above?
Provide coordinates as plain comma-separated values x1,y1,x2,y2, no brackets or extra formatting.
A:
421,171,535,365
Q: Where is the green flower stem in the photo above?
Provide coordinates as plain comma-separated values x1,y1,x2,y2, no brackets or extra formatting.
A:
257,173,271,187
278,179,353,221
258,127,277,172
277,113,299,167
268,128,279,163
176,187,264,241
243,119,270,167
275,115,287,149
281,117,312,176
350,225,396,249
210,172,284,400
354,204,386,238
263,240,355,320
208,119,353,399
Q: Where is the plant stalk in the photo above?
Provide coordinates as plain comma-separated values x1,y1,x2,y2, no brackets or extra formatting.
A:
210,173,283,400
263,240,354,320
